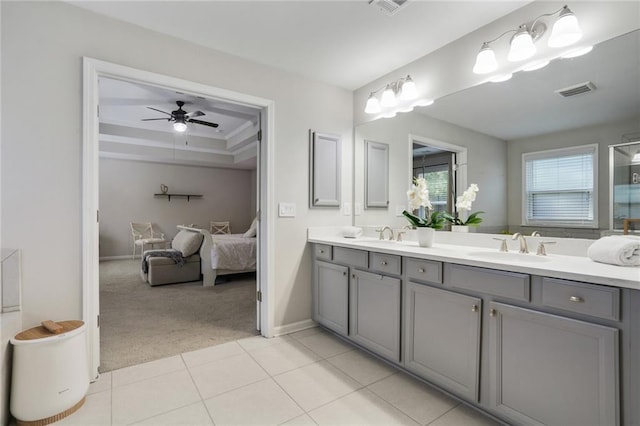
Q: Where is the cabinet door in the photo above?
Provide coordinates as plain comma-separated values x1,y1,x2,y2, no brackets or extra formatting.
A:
404,282,481,401
364,140,389,208
489,302,619,426
310,131,341,207
313,261,349,336
350,269,401,362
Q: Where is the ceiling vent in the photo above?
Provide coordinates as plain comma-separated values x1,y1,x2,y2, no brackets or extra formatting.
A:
369,0,408,16
555,81,596,98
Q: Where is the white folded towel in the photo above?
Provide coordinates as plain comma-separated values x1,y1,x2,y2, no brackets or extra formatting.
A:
587,236,640,266
342,226,363,238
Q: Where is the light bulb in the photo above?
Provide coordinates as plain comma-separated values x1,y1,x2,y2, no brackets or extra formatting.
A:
399,76,418,100
508,26,536,62
365,94,381,114
473,43,498,74
549,6,582,48
380,84,397,107
173,121,187,132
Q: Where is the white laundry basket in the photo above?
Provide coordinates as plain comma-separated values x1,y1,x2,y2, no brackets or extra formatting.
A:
10,320,89,425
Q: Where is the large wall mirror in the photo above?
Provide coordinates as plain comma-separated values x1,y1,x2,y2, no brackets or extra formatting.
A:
353,29,640,237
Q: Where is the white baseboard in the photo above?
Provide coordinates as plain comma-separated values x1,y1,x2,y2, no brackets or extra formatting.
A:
99,255,134,261
270,318,317,337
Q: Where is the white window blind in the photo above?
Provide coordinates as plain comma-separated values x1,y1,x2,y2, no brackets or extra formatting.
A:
418,164,449,212
523,145,597,227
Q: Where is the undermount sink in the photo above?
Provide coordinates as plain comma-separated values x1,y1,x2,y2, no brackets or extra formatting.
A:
466,251,551,263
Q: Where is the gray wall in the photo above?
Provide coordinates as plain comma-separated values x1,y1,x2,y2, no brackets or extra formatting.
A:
99,158,253,258
1,1,353,329
507,117,640,237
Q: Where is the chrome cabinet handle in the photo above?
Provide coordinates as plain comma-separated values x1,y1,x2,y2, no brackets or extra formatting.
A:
489,308,496,317
472,304,478,313
569,296,584,303
381,260,388,266
417,267,425,273
319,249,324,254
352,274,356,279
343,271,347,276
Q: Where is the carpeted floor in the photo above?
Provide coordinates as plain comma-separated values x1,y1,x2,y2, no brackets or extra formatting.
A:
99,259,258,372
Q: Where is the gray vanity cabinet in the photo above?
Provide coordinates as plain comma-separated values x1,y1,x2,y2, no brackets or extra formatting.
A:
313,260,349,336
488,302,619,426
404,281,481,401
350,269,401,362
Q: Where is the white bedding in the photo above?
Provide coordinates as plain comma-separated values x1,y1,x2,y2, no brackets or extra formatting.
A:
210,234,257,271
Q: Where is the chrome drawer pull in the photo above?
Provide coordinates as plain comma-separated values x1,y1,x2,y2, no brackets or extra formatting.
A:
381,261,388,265
569,296,584,303
418,267,425,273
343,271,347,276
472,304,478,313
319,249,324,254
489,308,496,317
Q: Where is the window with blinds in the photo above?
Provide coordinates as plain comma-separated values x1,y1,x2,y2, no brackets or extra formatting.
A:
417,164,449,213
523,145,598,227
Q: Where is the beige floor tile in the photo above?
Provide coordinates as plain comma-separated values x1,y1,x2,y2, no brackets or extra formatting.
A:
274,360,362,411
280,414,318,425
189,352,269,399
368,372,459,425
287,327,322,340
132,402,213,425
204,378,303,425
308,388,420,426
112,355,185,388
327,350,396,385
181,341,245,368
237,335,293,352
88,371,111,395
112,370,200,425
429,404,501,426
247,339,321,376
54,390,111,426
296,331,354,359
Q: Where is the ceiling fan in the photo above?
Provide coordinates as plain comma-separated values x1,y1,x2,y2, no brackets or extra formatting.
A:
142,101,219,132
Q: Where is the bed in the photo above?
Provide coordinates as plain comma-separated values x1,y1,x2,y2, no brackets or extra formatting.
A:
177,225,256,286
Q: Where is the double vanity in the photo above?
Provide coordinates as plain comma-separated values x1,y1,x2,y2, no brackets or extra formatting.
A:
308,229,640,426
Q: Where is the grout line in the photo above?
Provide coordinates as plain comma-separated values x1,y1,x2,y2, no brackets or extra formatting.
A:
425,403,461,425
182,354,217,426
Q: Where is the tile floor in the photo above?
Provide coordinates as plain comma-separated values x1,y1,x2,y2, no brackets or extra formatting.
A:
55,327,502,425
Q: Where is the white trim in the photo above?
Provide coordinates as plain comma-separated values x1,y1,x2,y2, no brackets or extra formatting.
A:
521,144,599,228
271,319,318,337
83,57,274,377
98,152,254,170
225,120,255,141
100,133,232,156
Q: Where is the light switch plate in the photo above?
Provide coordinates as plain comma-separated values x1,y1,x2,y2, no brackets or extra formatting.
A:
396,205,406,216
354,203,363,216
278,202,296,217
342,202,352,215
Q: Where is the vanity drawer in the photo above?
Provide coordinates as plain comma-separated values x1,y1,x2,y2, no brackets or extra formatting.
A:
446,264,530,302
370,252,401,275
333,247,369,268
406,258,442,284
541,278,620,321
315,244,332,261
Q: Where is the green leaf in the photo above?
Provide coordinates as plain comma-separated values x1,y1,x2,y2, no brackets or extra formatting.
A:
463,211,484,226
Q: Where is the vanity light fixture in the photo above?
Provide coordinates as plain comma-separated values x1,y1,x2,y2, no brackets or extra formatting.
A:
365,75,420,115
473,4,583,74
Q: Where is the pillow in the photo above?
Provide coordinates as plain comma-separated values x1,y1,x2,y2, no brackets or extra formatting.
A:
171,230,204,257
243,218,258,238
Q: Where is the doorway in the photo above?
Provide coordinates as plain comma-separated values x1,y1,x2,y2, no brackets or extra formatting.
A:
83,58,275,379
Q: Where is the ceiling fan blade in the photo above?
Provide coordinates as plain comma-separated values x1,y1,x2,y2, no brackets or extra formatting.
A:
146,106,172,116
185,110,205,119
141,118,171,121
188,119,219,128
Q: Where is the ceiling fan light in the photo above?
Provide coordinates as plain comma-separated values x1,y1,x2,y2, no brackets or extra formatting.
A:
173,121,187,132
473,44,498,74
508,27,536,62
365,94,381,114
399,76,418,100
549,7,582,48
380,84,397,107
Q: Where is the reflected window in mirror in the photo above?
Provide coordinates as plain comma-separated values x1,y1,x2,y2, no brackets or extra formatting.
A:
523,144,597,228
412,146,456,215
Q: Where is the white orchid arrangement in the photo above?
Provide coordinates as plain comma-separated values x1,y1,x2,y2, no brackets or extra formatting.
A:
403,177,445,229
443,183,484,227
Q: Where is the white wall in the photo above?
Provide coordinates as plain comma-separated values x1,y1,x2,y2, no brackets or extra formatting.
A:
354,111,507,231
99,158,254,257
507,118,640,237
1,1,353,330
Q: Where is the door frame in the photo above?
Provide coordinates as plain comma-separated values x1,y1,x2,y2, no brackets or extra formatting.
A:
82,57,275,378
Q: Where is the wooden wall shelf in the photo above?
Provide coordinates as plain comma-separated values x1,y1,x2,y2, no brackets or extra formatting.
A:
154,193,203,202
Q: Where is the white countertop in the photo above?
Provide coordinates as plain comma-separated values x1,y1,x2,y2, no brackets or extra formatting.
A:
308,234,640,290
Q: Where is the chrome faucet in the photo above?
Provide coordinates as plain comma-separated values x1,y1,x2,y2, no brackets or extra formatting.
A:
512,233,529,253
377,226,395,241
